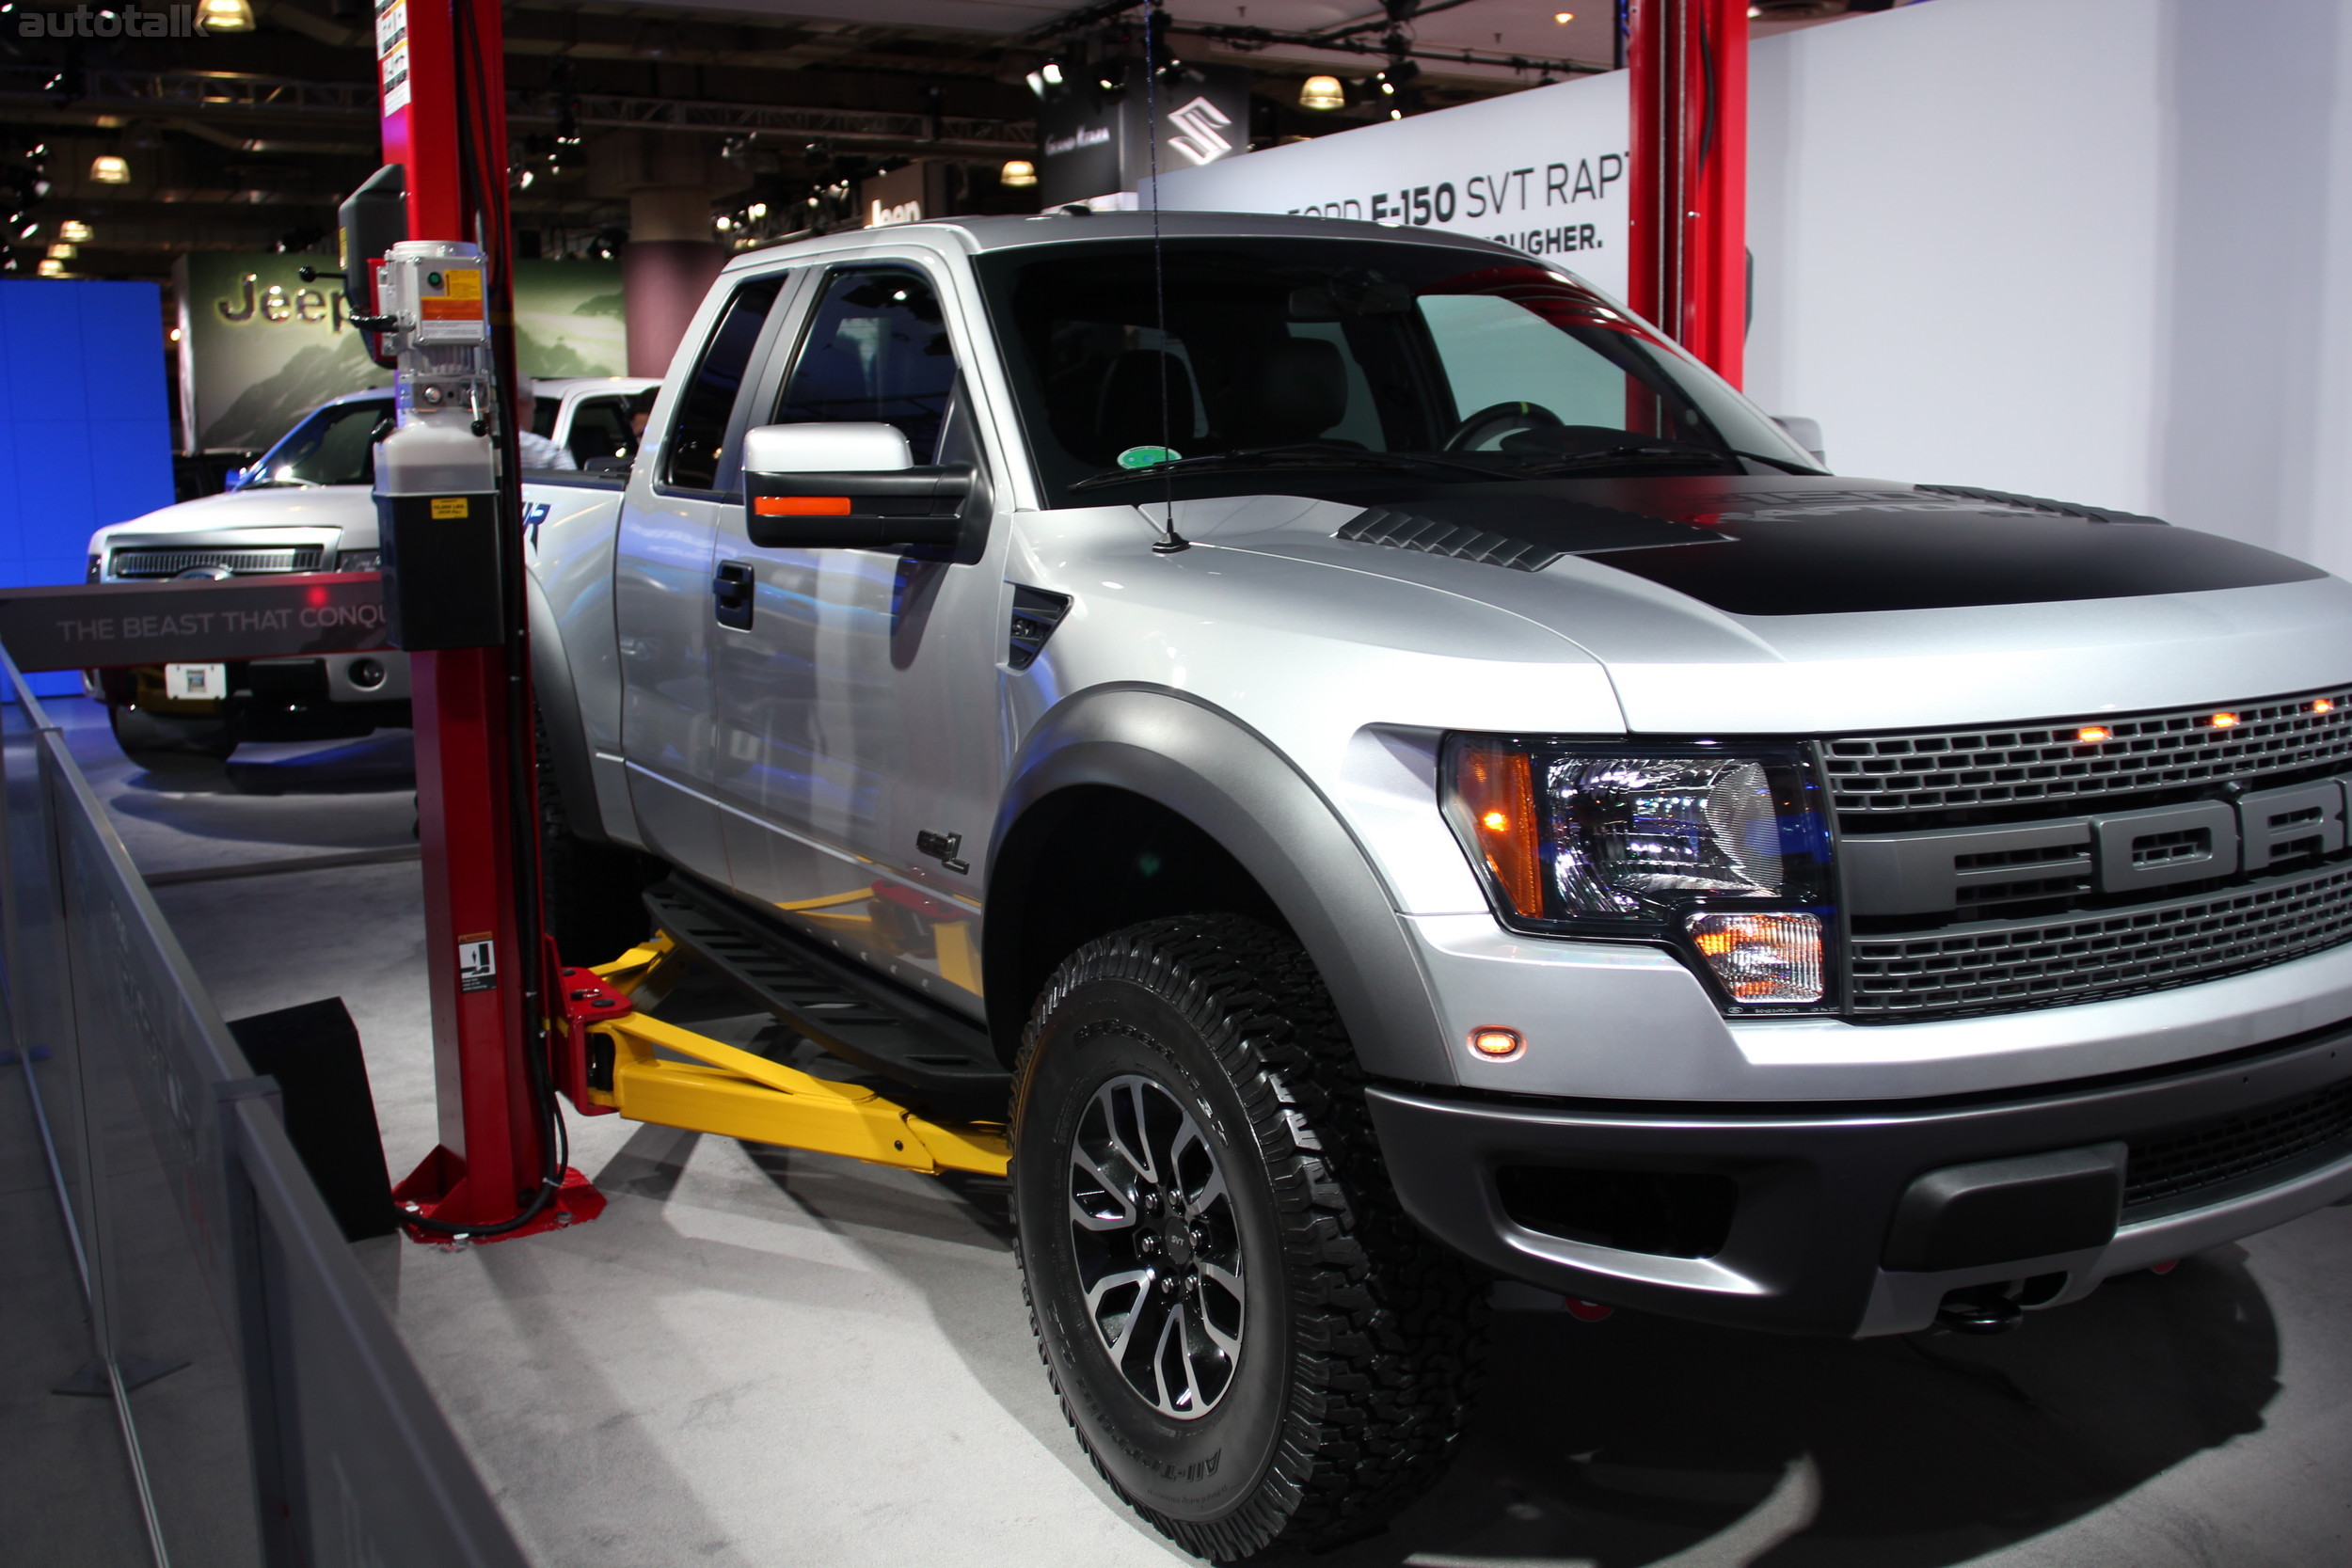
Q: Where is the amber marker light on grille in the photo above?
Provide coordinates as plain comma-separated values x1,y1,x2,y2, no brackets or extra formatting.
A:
1450,740,1543,917
1469,1026,1525,1060
1685,912,1824,1004
2209,711,2241,729
754,496,852,515
2076,725,2113,743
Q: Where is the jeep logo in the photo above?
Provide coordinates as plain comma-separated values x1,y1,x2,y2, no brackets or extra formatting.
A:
1843,777,2352,917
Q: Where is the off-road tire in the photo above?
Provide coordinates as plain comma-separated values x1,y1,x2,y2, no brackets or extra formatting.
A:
534,710,659,965
1010,914,1486,1560
109,704,235,765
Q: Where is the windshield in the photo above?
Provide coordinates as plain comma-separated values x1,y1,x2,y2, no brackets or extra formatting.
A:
974,238,1820,506
242,397,393,487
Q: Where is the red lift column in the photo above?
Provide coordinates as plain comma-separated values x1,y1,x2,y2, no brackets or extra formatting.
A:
1628,0,1749,387
380,0,599,1239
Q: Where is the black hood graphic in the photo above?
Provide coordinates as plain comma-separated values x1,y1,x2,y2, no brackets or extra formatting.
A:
1329,477,2325,616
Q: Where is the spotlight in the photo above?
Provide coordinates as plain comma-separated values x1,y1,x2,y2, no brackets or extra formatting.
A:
59,220,90,242
1025,71,1046,97
199,0,254,29
47,242,73,260
1041,61,1064,86
1554,9,1574,20
1000,158,1037,187
38,258,64,277
89,154,130,184
1298,74,1344,110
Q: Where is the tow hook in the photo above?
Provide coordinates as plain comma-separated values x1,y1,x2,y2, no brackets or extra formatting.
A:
1935,1285,2025,1335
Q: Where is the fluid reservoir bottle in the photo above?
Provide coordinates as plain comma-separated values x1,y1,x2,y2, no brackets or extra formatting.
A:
375,419,505,649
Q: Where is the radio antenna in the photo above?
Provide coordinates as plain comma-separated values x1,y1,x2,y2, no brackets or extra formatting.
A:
1145,0,1188,554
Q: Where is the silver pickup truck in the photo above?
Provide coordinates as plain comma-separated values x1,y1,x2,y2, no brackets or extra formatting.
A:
86,377,654,762
519,212,2352,1560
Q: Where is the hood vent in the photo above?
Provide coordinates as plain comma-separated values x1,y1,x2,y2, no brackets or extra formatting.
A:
1335,499,1717,573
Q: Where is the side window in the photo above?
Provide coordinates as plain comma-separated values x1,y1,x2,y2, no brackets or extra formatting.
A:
532,396,562,437
664,275,785,492
772,268,958,463
565,397,634,466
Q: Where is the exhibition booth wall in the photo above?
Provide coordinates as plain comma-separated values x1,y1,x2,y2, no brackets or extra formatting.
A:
1153,0,2352,579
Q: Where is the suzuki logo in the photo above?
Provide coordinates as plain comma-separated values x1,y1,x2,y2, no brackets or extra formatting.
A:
1166,97,1235,166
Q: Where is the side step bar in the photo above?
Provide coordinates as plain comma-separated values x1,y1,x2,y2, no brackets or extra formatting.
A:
642,879,1008,1117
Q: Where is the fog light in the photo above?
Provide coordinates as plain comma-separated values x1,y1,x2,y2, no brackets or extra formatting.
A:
348,657,387,690
1685,911,1823,1004
1469,1025,1524,1060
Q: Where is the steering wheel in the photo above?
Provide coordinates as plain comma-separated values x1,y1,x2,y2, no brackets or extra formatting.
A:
1443,400,1565,452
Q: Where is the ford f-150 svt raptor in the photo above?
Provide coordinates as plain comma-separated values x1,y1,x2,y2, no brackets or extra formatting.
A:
516,211,2352,1560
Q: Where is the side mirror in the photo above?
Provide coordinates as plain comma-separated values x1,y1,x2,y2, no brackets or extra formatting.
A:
1771,415,1827,468
743,422,976,551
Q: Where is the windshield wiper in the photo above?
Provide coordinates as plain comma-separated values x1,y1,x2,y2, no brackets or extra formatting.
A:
1510,442,1740,475
1071,444,1506,492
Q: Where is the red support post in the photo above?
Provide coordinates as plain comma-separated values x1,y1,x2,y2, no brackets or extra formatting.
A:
1627,0,1750,388
379,0,599,1240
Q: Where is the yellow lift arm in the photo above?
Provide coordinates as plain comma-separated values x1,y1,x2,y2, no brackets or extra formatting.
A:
561,937,1009,1179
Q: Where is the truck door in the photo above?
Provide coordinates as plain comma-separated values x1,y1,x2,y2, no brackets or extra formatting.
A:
708,259,1006,1014
614,269,798,881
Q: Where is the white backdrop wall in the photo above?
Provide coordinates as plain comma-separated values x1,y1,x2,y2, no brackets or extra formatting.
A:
1152,0,2352,575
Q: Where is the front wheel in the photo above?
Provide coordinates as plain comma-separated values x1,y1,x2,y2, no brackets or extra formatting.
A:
1011,915,1486,1560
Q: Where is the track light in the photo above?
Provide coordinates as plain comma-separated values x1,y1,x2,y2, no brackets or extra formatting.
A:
1299,74,1344,110
199,0,254,30
1000,159,1037,187
60,220,90,242
1041,61,1064,86
89,154,130,184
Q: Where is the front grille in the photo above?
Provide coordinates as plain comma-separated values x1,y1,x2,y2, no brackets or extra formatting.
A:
2124,1080,2352,1215
109,546,323,578
1825,685,2352,816
1848,863,2352,1016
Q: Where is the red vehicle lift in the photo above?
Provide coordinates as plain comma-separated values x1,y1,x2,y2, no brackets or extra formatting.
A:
1628,0,1751,387
375,0,600,1242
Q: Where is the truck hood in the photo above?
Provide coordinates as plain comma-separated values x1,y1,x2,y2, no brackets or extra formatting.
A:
88,484,378,551
1186,476,2352,734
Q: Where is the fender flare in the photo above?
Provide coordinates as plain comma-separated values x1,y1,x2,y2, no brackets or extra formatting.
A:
526,572,611,846
985,685,1458,1088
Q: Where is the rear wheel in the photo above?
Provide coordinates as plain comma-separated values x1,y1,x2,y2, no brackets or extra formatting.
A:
1011,915,1486,1560
109,705,235,766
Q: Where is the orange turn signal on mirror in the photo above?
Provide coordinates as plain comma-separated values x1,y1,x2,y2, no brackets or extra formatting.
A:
753,496,852,516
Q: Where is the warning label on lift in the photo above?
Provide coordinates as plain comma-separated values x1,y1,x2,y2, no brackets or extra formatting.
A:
458,935,497,993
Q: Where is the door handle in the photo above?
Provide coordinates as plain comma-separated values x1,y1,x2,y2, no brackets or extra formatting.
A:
713,561,755,630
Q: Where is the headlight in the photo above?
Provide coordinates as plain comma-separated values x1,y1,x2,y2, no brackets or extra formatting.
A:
1442,736,1834,1008
337,549,383,572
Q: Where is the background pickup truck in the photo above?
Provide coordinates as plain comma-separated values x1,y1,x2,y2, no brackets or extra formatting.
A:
519,211,2352,1561
86,375,655,763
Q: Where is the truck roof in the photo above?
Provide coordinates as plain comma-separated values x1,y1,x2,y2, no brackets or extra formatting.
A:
717,210,1532,273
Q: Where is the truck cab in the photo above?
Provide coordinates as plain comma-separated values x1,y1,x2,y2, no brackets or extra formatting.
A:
522,211,2352,1560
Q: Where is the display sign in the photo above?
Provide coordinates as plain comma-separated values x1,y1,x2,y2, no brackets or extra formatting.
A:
858,161,953,228
1144,70,1631,295
174,252,384,455
1037,63,1251,209
513,259,626,381
0,574,389,672
176,254,626,454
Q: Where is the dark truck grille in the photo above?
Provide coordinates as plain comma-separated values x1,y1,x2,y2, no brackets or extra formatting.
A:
1826,684,2352,816
1849,863,2352,1016
109,546,323,578
2123,1079,2352,1217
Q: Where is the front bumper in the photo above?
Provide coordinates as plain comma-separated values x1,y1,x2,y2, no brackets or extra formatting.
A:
90,654,411,737
1369,1022,2352,1336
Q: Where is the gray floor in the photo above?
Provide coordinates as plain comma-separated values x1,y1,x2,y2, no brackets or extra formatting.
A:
26,692,2352,1566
